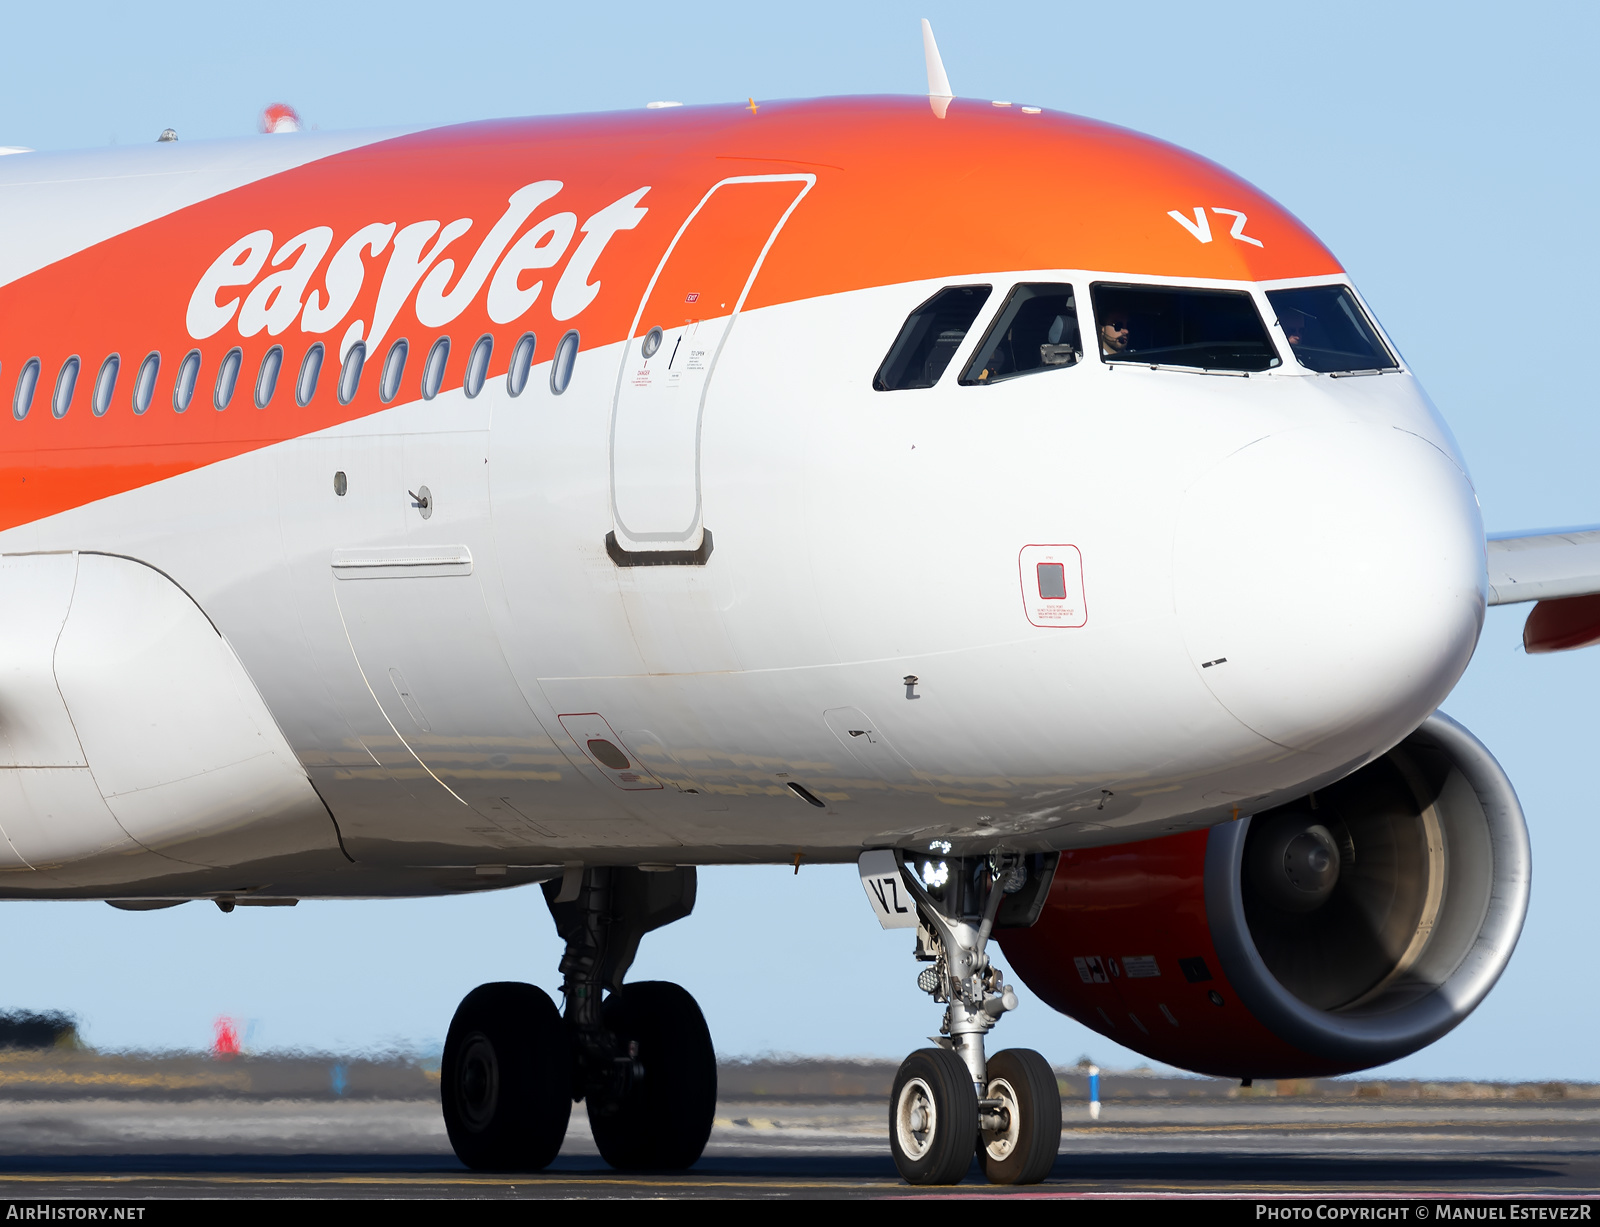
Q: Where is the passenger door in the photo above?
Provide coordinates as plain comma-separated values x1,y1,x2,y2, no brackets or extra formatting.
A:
609,174,814,560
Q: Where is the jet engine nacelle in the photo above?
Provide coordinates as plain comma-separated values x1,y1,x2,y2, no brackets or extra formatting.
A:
997,713,1530,1078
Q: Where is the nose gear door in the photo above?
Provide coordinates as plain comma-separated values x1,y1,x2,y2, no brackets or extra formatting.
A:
608,174,813,561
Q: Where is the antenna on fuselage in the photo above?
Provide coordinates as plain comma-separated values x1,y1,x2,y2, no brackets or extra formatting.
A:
921,19,954,119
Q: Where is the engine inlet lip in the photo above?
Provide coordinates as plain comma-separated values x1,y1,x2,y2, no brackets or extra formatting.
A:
1202,711,1531,1070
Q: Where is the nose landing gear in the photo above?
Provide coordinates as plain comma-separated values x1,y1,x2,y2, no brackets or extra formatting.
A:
441,865,714,1173
887,851,1062,1186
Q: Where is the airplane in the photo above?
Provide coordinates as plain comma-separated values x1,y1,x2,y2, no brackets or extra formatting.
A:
0,18,1593,1187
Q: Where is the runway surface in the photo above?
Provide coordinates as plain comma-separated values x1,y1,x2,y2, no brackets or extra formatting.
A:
0,1095,1595,1199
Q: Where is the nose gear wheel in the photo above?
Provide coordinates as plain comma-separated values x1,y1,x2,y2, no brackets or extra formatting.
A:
980,1048,1061,1185
889,1048,978,1185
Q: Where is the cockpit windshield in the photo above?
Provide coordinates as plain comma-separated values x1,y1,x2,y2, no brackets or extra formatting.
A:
960,284,1081,385
1091,284,1280,373
1264,284,1399,374
953,284,1081,387
873,285,992,391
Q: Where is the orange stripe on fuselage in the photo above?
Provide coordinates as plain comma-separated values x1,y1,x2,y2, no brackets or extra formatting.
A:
0,96,1340,533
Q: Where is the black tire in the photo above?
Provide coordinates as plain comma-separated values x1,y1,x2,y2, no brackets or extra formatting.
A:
888,1048,979,1185
442,982,573,1171
980,1048,1061,1185
587,980,717,1170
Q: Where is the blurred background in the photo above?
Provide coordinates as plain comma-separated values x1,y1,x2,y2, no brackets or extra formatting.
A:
0,0,1594,1079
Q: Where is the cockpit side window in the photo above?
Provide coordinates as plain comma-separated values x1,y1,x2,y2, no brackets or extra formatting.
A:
1265,284,1398,374
1091,283,1281,373
873,285,992,391
959,284,1080,386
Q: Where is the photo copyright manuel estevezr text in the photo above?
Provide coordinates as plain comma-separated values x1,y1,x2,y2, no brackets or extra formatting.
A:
1257,1208,1593,1222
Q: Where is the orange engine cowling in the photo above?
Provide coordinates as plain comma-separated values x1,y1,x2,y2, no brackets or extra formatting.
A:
997,713,1530,1078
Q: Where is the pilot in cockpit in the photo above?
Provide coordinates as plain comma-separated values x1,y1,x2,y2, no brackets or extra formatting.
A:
1100,309,1132,356
1278,308,1308,346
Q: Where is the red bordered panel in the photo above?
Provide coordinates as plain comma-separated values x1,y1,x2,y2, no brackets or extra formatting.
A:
556,713,662,791
1017,544,1087,628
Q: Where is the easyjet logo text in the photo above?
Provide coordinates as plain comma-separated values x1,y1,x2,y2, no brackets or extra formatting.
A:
185,182,650,352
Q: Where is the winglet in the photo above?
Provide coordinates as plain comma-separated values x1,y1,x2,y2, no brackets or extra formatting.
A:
922,19,953,118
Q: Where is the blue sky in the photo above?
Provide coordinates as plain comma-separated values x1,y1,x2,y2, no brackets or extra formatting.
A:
2,1,1597,1078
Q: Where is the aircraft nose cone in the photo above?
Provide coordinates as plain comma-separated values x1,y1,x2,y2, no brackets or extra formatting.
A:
1174,424,1484,757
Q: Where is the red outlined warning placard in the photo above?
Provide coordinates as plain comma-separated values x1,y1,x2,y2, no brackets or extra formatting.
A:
556,713,663,790
1018,545,1087,629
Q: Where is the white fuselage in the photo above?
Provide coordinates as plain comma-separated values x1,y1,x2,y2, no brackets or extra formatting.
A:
0,262,1484,897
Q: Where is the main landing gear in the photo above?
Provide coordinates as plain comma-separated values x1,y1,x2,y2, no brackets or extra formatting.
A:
441,865,715,1172
888,851,1062,1186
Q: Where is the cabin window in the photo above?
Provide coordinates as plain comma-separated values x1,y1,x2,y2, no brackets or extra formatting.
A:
506,332,536,396
13,358,39,420
52,356,80,418
173,350,201,412
873,285,992,391
214,347,242,409
380,338,408,404
550,330,579,395
297,343,324,406
960,284,1081,385
338,341,366,406
255,346,283,408
132,352,159,415
464,334,493,399
422,337,449,401
1092,284,1280,373
1264,284,1398,374
91,355,119,417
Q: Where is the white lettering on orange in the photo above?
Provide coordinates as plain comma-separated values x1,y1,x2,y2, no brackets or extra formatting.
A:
1209,207,1263,247
367,218,472,354
416,181,563,328
302,223,395,335
550,188,651,321
487,211,577,324
238,227,334,337
1168,205,1265,248
190,182,653,347
186,230,273,339
1167,207,1212,244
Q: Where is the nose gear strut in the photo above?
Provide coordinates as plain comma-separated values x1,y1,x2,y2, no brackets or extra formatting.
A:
895,850,1021,1091
885,849,1062,1187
